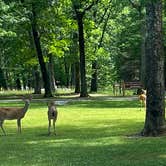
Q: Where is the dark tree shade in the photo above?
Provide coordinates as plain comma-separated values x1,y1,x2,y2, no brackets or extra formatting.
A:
142,0,165,136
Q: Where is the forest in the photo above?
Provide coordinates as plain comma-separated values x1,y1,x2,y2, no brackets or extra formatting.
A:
0,0,156,97
1,1,166,165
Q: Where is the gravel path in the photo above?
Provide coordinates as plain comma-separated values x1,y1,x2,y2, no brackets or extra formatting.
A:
0,96,139,105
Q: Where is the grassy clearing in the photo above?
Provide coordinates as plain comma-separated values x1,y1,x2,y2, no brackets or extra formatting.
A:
0,99,166,166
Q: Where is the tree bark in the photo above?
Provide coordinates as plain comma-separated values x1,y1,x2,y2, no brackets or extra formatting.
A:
0,67,7,90
142,0,165,136
16,76,21,90
76,12,88,97
71,32,80,93
90,9,111,92
90,61,97,92
64,57,70,88
33,66,41,94
48,54,57,92
75,61,80,93
31,4,52,97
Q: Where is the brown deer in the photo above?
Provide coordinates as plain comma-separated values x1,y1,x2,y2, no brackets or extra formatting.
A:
0,95,32,135
48,101,58,135
137,88,146,110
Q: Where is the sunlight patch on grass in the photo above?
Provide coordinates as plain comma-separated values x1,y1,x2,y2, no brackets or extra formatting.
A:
0,100,166,166
158,154,166,159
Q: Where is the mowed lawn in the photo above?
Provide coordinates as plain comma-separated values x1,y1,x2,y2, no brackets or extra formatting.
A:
0,99,166,166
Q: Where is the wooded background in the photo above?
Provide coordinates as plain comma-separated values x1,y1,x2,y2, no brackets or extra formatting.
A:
0,0,165,97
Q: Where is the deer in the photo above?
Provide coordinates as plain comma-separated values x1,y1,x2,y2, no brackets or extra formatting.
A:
137,88,146,111
48,101,58,135
0,95,32,135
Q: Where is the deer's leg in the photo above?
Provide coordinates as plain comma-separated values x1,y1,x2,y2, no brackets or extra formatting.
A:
48,119,51,135
53,119,56,135
17,119,21,133
0,120,6,135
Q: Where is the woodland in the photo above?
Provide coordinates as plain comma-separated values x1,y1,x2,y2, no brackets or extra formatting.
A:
0,0,166,137
0,0,151,96
1,1,166,165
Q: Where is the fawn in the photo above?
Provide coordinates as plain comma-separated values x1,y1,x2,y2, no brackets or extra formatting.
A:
137,89,146,110
0,95,32,135
48,101,58,135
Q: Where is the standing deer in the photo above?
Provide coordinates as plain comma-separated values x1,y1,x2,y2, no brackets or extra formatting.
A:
0,95,32,135
137,88,146,111
48,101,58,135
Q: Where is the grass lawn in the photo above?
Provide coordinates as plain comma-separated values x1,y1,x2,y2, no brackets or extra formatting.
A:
0,98,166,166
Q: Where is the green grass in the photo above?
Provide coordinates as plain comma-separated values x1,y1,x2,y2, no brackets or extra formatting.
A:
0,99,166,166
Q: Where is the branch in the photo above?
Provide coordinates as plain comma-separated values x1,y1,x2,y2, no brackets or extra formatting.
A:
0,16,4,21
72,1,80,16
98,0,113,25
128,0,140,10
128,0,142,16
83,0,99,13
129,0,138,8
98,9,111,49
72,0,99,18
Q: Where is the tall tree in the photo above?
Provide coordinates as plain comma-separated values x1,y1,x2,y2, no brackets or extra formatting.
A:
31,3,53,97
128,0,146,87
72,32,80,93
142,0,165,136
72,0,99,97
90,1,112,92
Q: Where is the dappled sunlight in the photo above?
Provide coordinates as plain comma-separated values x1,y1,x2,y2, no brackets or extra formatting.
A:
26,138,73,145
158,154,166,158
0,100,166,166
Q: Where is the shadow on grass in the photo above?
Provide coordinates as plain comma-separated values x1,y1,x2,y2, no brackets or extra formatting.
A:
0,100,141,110
1,122,166,166
0,98,165,166
0,119,143,139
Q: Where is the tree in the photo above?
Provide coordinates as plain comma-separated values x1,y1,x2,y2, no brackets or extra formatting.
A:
70,31,80,93
128,0,146,87
108,3,141,84
90,1,112,92
142,0,165,136
0,67,7,90
30,3,53,97
72,0,99,97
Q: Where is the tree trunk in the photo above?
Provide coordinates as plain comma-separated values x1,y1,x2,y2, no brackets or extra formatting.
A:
48,54,57,92
164,46,166,88
142,1,165,136
76,12,88,97
0,67,7,90
90,9,111,92
90,60,97,92
16,76,21,90
33,66,41,94
71,32,80,93
64,57,70,88
75,62,80,93
31,4,52,97
70,64,74,87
